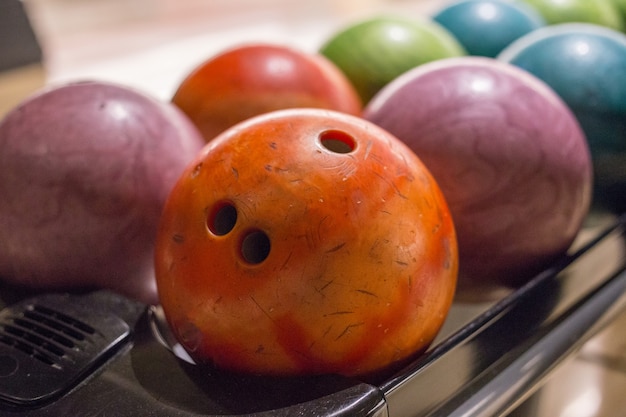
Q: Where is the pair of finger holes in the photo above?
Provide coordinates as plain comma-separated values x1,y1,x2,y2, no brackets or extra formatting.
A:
205,130,354,263
207,203,270,265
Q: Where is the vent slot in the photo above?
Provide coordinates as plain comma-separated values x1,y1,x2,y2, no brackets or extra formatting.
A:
33,305,96,335
24,307,91,341
0,333,61,369
0,293,132,408
3,323,66,357
0,303,102,371
5,314,75,348
0,309,76,370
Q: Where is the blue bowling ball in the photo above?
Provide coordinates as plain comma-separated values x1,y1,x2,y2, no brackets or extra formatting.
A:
499,23,626,213
433,0,545,57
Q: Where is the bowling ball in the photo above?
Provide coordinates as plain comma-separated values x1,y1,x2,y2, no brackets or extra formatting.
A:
172,43,362,142
155,109,458,380
364,57,592,300
615,0,626,19
518,0,624,31
0,81,205,304
499,23,626,212
433,0,545,57
319,16,466,104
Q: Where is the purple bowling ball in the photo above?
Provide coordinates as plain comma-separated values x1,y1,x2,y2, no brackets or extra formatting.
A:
364,57,592,300
0,81,205,304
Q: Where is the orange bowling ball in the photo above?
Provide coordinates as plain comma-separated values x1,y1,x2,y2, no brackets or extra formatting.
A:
155,109,457,381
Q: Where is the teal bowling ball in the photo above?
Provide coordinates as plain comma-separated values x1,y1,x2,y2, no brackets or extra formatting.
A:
499,23,626,213
320,16,466,104
433,0,545,57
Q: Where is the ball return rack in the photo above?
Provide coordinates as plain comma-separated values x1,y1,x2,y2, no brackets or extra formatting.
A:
0,214,624,417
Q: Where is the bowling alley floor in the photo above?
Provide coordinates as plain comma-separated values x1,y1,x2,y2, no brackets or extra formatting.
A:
5,0,626,415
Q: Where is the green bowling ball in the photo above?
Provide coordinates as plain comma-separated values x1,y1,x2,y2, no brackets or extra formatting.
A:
613,0,626,21
319,16,466,104
519,0,624,31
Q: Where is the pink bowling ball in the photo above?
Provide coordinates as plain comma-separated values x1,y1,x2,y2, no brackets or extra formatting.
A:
0,81,205,304
364,57,592,300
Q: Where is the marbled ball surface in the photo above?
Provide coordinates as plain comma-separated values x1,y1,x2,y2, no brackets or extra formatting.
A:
0,81,205,303
364,57,592,300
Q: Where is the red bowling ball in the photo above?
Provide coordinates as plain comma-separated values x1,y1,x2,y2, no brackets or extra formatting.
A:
364,57,592,300
172,43,362,142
